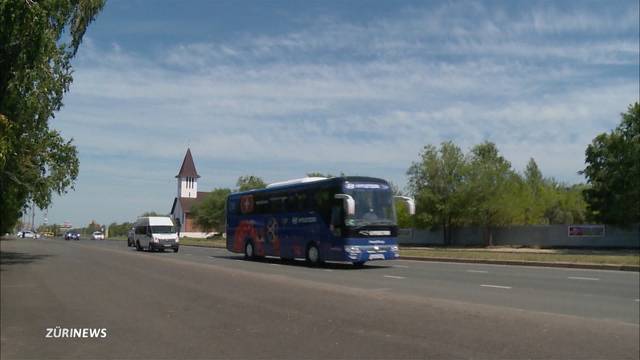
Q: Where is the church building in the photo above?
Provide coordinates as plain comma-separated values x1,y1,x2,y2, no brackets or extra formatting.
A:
170,149,211,238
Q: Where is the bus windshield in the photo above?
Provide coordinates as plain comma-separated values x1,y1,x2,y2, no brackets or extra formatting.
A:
343,183,396,227
151,226,175,234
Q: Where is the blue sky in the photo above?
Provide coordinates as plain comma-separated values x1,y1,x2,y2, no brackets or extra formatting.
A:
41,0,639,228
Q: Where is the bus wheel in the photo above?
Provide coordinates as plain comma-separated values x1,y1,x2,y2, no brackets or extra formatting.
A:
306,244,322,267
352,261,366,268
136,240,143,251
244,241,255,260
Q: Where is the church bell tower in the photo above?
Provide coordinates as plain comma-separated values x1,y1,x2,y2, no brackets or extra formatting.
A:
176,148,200,198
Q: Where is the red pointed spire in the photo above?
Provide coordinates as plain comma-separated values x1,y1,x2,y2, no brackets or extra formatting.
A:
175,148,200,178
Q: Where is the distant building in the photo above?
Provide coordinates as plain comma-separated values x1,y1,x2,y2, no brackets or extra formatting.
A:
170,149,211,238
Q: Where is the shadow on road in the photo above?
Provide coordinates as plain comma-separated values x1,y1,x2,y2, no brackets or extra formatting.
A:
211,254,390,270
124,246,391,270
0,251,52,270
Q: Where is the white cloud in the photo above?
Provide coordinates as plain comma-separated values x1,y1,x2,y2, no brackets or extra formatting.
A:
49,1,639,225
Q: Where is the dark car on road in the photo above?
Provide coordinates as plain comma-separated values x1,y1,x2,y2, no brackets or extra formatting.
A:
64,231,80,240
127,228,135,247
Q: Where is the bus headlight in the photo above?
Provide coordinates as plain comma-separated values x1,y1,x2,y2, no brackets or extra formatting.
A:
344,245,362,253
390,245,399,252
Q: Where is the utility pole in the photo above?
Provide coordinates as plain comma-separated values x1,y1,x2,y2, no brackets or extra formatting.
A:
21,207,27,230
31,202,36,232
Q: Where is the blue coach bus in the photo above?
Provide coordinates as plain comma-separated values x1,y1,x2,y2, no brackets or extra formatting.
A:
226,176,414,266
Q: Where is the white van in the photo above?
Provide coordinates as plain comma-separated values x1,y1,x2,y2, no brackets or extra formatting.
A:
133,216,179,252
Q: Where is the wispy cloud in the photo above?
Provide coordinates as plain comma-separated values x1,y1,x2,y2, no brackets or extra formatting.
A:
49,1,639,225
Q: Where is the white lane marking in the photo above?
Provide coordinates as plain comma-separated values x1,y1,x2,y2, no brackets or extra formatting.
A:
268,263,280,266
324,269,334,272
634,299,639,302
466,270,488,273
393,265,409,268
480,284,512,289
568,276,599,281
383,275,406,279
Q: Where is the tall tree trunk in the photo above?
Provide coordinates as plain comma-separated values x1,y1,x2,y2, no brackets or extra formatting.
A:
483,226,493,247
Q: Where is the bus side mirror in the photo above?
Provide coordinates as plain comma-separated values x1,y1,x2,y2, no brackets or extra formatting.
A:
334,194,355,216
394,196,416,215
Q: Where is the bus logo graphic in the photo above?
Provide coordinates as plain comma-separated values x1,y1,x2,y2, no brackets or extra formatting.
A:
360,231,391,236
240,195,254,214
266,218,278,245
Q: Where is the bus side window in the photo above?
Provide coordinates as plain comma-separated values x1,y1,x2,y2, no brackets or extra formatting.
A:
331,205,343,227
278,194,288,213
306,193,313,211
315,189,332,224
254,194,268,214
285,193,298,212
269,197,280,213
297,192,308,212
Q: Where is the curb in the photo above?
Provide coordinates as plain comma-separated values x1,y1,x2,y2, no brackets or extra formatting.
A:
180,243,226,249
108,239,639,272
399,256,640,272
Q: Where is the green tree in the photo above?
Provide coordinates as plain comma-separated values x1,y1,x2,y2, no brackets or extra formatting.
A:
539,181,588,224
466,142,519,245
521,158,545,224
191,188,232,232
107,221,133,237
306,172,345,178
520,158,589,225
394,198,414,229
0,0,106,234
387,181,413,228
581,102,640,225
140,211,162,217
407,141,470,244
236,175,266,191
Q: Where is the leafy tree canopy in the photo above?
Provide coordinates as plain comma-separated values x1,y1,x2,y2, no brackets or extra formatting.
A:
140,211,163,217
306,172,342,178
236,175,266,191
582,102,640,225
407,141,469,243
107,221,134,237
191,188,232,232
0,0,105,234
407,141,589,244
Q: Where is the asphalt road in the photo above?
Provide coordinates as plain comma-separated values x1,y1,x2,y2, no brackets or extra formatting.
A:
1,237,639,359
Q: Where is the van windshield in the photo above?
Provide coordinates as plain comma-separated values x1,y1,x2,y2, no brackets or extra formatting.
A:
151,226,175,234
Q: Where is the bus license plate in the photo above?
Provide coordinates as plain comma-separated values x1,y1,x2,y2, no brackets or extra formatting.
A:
369,254,385,260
